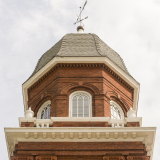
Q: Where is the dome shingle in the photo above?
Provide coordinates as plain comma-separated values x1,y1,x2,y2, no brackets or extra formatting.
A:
30,33,130,78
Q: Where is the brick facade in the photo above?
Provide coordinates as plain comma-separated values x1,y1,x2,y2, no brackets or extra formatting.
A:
13,64,146,160
28,63,133,118
21,122,34,127
52,122,109,127
12,142,149,160
127,122,140,127
11,156,150,160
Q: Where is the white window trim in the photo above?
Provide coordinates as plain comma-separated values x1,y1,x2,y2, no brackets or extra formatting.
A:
69,91,92,117
37,100,51,119
110,100,124,119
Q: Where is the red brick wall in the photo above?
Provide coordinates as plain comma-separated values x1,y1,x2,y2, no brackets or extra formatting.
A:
11,155,150,160
21,122,34,127
52,122,109,127
127,122,140,127
12,142,149,159
28,63,133,118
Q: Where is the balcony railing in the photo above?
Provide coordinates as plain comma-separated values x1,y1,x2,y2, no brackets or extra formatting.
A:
19,117,142,128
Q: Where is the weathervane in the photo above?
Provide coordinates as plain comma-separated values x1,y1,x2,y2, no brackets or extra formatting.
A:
74,0,88,32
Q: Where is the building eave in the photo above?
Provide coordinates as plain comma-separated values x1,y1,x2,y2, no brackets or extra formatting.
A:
5,126,156,160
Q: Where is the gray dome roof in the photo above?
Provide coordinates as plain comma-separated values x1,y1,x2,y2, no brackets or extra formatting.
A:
30,33,130,78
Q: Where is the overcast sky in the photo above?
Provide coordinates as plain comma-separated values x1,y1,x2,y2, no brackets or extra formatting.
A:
0,0,160,159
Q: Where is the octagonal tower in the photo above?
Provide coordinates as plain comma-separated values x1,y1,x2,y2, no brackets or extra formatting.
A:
5,29,156,160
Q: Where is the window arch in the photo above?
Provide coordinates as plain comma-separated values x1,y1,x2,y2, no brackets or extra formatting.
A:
110,100,124,119
37,100,51,119
69,91,92,117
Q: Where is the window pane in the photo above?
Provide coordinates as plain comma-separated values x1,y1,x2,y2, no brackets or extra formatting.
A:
78,96,83,107
73,97,77,107
84,114,89,117
72,114,77,117
84,96,89,107
78,106,83,114
41,113,44,119
111,104,122,119
78,96,83,116
84,107,89,114
73,107,77,114
48,107,50,115
117,110,121,119
41,104,51,119
44,110,47,118
78,114,83,117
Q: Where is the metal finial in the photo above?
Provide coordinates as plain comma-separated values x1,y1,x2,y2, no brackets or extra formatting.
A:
74,0,88,32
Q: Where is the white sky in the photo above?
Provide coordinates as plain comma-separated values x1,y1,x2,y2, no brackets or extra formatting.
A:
0,0,160,159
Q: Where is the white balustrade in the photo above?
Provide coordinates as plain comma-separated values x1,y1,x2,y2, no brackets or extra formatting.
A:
109,119,126,127
19,117,142,128
35,119,52,128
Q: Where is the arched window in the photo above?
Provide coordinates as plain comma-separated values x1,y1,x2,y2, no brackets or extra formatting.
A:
110,100,124,119
37,100,51,119
41,104,51,119
69,91,92,117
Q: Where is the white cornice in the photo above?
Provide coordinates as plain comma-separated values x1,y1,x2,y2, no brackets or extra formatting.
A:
5,127,156,160
22,57,140,112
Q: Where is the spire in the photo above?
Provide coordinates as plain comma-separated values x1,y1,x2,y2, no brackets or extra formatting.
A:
74,0,88,33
